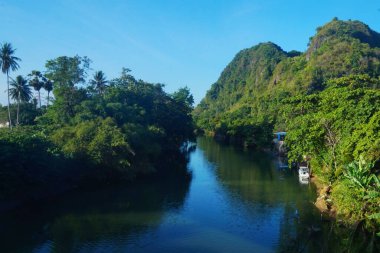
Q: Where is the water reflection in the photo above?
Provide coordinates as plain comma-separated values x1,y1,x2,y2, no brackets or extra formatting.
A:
0,137,378,252
195,137,379,253
197,137,317,204
195,137,320,252
0,172,191,253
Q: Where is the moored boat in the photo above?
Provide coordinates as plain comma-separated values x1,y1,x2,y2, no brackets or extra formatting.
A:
298,166,310,180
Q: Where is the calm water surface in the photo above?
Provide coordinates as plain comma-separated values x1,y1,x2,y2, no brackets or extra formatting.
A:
0,137,364,252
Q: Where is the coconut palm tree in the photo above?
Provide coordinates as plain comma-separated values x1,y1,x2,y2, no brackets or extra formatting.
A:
90,71,108,95
44,79,53,107
28,70,44,108
9,75,32,125
0,43,21,129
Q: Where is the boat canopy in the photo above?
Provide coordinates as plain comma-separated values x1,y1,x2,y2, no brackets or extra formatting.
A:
274,132,287,141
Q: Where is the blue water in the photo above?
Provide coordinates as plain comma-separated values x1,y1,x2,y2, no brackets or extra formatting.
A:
0,137,361,253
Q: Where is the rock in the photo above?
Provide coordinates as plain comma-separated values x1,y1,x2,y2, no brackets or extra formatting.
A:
315,197,328,212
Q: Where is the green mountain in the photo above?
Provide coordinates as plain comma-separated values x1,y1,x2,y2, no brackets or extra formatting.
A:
194,18,380,230
195,42,286,125
194,18,380,147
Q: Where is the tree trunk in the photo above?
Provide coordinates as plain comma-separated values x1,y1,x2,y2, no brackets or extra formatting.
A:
6,73,12,129
38,90,41,108
47,91,50,107
16,92,20,126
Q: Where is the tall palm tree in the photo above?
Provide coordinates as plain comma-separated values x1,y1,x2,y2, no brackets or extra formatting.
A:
90,71,108,95
0,43,21,129
9,75,32,125
28,70,43,108
44,79,53,107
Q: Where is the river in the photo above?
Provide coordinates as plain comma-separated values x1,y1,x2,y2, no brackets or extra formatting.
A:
0,137,371,252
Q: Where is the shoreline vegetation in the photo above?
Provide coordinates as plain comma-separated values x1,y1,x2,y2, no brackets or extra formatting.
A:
194,18,380,234
0,17,379,249
0,53,195,210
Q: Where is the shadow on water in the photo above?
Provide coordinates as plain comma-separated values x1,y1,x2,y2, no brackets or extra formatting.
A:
197,136,317,207
0,163,192,253
197,137,379,253
0,137,378,253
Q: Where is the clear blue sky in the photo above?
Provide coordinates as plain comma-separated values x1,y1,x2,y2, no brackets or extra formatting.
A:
0,0,379,105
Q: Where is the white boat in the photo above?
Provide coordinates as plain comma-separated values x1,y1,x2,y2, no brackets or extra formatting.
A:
298,166,310,180
299,177,309,184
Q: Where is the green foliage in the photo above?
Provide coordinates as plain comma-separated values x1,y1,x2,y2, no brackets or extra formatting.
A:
90,70,108,95
331,179,368,223
195,19,380,230
332,157,380,229
0,42,20,74
51,117,133,178
172,86,194,108
9,75,32,103
284,76,380,184
28,70,44,92
9,75,33,125
193,42,286,146
1,53,195,199
0,127,71,199
1,42,21,127
43,56,91,121
0,103,40,126
307,18,380,53
194,19,380,151
282,75,380,230
343,156,376,189
38,66,195,181
45,55,90,87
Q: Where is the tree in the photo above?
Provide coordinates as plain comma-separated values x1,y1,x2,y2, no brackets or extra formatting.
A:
109,67,136,87
44,56,90,122
0,43,21,128
28,70,44,108
9,75,32,125
44,79,53,107
45,55,90,87
90,71,108,95
172,87,194,108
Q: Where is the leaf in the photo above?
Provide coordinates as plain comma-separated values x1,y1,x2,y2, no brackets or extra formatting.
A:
367,213,380,220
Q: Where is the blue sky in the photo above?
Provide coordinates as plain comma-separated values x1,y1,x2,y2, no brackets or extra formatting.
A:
0,0,379,105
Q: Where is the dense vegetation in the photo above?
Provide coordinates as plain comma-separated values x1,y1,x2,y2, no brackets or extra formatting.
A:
284,75,380,231
194,19,380,231
0,54,195,202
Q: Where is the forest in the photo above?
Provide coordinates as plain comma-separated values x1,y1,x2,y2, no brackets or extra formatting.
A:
0,53,195,203
194,18,380,232
1,17,379,237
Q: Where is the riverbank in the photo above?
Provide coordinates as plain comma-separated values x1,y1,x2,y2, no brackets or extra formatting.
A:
311,171,380,236
311,175,337,220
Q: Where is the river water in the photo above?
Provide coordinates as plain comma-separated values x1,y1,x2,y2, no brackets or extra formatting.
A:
0,137,372,252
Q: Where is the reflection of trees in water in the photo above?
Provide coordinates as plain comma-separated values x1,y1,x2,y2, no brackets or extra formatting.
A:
0,161,192,253
197,137,316,205
276,202,326,253
198,137,321,250
277,210,380,253
198,137,380,253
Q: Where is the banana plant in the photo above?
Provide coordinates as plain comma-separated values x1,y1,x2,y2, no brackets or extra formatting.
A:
343,156,375,189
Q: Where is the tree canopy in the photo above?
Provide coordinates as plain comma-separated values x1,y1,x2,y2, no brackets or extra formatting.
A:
194,19,380,229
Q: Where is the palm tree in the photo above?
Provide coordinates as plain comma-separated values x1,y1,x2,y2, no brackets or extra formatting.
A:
9,75,32,125
90,71,108,95
44,79,53,107
28,70,43,108
0,43,21,129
